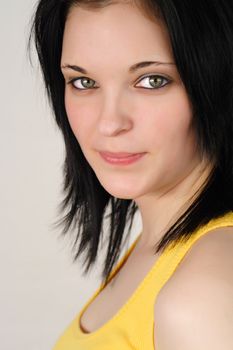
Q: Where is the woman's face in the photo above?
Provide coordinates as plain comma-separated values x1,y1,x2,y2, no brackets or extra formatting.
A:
61,2,202,200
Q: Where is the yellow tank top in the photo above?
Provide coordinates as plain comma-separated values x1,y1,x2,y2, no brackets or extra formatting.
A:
52,211,233,350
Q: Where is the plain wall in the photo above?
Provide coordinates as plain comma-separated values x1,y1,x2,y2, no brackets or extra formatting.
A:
0,1,141,349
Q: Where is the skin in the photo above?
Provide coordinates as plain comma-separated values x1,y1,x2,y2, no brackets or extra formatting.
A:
60,1,213,249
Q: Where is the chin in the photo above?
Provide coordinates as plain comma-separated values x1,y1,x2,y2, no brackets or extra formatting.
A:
106,188,137,199
92,167,147,198
98,181,139,200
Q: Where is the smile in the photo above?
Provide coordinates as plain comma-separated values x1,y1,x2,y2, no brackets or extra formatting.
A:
99,151,146,165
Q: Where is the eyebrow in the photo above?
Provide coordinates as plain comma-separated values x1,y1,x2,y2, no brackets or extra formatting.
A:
61,60,175,74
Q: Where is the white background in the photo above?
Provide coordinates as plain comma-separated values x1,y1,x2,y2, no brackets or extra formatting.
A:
0,1,141,349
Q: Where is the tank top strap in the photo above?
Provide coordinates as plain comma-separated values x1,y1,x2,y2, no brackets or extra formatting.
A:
99,234,143,289
155,210,233,290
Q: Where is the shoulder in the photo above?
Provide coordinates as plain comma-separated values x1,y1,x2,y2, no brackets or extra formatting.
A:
154,226,233,350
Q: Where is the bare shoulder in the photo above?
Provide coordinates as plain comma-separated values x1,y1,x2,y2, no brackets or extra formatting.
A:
154,226,233,350
156,225,233,293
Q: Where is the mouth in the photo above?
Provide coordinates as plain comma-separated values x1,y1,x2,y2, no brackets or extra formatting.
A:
99,151,147,165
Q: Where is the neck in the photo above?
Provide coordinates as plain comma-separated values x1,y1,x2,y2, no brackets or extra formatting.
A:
135,158,214,249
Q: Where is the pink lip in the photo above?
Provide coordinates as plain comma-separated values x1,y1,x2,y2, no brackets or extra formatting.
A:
99,151,146,165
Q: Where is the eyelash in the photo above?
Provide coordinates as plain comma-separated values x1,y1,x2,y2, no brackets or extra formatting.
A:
67,74,171,91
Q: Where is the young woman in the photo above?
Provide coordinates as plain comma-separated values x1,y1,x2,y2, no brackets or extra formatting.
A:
29,0,233,349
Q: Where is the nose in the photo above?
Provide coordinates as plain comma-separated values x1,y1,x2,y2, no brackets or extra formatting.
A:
97,92,133,136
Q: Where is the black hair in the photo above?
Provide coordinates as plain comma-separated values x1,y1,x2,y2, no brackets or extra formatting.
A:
28,0,233,288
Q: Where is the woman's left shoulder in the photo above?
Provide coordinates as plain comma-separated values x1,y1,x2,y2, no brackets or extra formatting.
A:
153,226,233,349
185,225,233,275
157,224,233,299
166,225,233,294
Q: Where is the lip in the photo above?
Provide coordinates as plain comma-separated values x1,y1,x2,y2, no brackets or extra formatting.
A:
99,151,146,165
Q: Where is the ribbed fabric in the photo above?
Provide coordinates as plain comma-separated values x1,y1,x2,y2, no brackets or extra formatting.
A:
52,211,233,350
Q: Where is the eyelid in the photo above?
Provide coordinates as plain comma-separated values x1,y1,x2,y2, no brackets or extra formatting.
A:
67,76,96,86
136,72,171,81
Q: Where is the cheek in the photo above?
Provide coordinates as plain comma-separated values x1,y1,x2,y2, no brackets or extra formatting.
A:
139,90,193,149
64,93,92,143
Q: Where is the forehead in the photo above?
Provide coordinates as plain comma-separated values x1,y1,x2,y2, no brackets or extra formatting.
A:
61,3,174,70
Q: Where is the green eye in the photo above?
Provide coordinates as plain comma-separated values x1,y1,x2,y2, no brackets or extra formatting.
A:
151,76,163,87
69,77,96,90
136,75,170,89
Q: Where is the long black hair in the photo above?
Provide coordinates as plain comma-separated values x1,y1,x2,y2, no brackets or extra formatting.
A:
28,0,233,287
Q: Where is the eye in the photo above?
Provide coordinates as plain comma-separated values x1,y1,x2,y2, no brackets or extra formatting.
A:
68,77,97,90
135,74,171,89
67,74,171,91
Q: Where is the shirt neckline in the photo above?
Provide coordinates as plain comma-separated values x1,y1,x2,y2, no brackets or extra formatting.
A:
72,232,176,339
